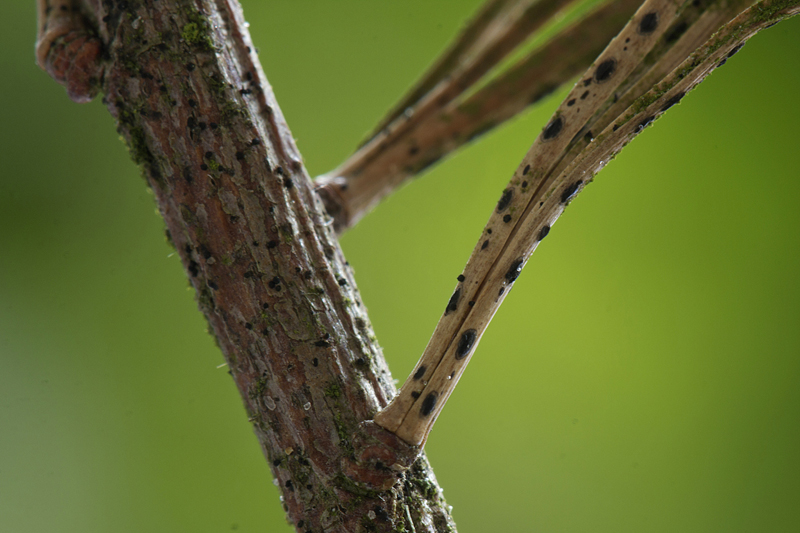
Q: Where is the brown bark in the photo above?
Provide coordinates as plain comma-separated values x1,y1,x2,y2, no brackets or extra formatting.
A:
39,0,454,531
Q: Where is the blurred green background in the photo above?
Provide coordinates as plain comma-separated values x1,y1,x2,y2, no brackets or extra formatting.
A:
2,1,799,532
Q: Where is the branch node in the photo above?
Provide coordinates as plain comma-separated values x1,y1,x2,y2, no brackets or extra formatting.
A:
36,0,105,103
315,176,350,234
342,420,421,491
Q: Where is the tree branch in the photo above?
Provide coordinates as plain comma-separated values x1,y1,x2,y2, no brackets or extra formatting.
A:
315,0,640,233
374,0,800,446
358,0,578,146
37,0,454,531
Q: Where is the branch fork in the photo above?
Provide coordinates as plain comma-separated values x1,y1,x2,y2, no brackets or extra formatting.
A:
363,0,800,451
36,0,800,530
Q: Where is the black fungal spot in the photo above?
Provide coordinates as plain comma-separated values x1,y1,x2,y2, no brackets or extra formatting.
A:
560,180,582,203
420,392,438,416
337,278,348,287
266,240,278,249
236,151,244,161
505,259,524,284
583,78,592,87
567,99,576,107
262,328,269,335
481,240,489,250
594,59,616,82
523,164,531,175
188,260,199,277
542,117,563,140
446,288,461,313
584,130,594,142
639,11,659,34
665,21,688,44
457,274,465,282
503,214,512,223
455,329,477,360
580,90,589,100
637,116,654,131
496,188,514,212
660,91,685,113
284,178,294,189
538,225,551,241
200,164,208,171
411,391,421,399
250,138,260,146
498,287,505,297
727,43,745,58
208,280,219,290
314,340,330,347
312,358,319,367
374,506,389,521
245,323,253,330
522,181,528,188
413,366,427,380
468,301,475,307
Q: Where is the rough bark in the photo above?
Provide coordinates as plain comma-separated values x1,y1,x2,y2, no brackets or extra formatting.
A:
52,0,455,531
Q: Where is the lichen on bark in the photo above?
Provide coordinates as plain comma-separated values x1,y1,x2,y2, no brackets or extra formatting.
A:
67,0,456,531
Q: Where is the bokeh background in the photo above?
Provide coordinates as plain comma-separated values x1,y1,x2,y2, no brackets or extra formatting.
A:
2,1,799,532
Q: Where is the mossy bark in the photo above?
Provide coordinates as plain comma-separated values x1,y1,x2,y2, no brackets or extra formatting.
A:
83,0,455,531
